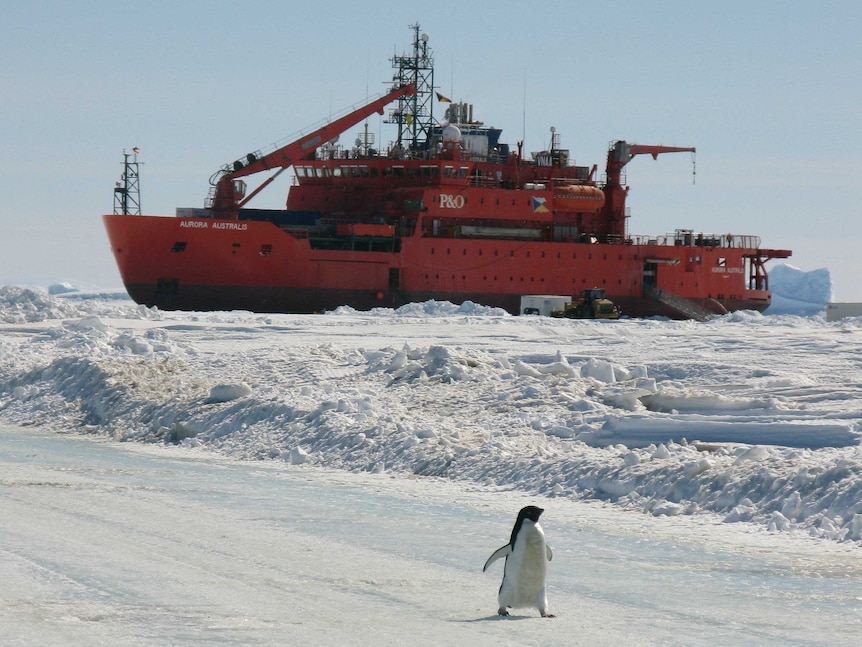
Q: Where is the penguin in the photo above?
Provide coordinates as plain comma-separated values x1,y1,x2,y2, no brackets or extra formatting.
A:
483,505,554,617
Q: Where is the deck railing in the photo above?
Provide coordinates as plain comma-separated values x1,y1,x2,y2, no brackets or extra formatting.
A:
628,232,761,249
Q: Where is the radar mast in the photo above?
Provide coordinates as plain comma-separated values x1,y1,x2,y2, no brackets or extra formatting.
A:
113,149,141,215
388,23,435,152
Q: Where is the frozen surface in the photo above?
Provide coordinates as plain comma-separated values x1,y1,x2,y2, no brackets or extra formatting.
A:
1,426,861,646
2,268,862,643
1,274,861,548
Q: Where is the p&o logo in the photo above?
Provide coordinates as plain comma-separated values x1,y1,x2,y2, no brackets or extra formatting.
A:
439,194,465,209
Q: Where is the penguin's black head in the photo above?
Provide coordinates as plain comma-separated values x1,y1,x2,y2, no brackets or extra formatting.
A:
519,505,544,523
509,506,545,547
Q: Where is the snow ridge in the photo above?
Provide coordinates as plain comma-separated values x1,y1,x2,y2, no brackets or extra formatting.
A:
0,286,862,543
3,272,862,545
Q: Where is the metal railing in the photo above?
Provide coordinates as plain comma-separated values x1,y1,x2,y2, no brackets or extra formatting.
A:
627,232,762,249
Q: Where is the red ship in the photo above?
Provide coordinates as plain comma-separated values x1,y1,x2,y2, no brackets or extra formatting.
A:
104,25,790,319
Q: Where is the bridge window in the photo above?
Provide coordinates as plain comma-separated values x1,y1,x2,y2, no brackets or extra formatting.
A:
295,167,306,177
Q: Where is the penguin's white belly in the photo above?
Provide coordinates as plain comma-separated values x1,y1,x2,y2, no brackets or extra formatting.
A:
499,526,548,609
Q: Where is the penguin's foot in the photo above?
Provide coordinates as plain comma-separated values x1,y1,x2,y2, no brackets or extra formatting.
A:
540,611,556,618
497,608,509,616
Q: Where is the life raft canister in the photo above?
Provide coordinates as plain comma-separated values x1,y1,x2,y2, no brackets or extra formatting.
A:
552,185,605,212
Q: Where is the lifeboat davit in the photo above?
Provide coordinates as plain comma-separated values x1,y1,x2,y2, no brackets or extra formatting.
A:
553,184,605,212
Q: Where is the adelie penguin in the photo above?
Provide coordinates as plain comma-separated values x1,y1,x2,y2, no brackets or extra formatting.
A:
483,505,555,617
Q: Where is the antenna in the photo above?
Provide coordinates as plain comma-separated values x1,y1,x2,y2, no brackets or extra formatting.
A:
522,69,527,145
113,148,141,215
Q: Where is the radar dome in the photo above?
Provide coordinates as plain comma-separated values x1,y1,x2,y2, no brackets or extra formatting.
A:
442,124,461,142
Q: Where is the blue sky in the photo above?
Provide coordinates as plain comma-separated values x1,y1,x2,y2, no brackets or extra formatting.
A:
3,1,860,299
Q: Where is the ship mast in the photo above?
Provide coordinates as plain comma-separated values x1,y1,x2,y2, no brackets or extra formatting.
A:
113,149,141,215
388,23,435,152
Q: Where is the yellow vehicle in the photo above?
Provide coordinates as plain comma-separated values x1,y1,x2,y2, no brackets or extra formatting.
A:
554,289,620,319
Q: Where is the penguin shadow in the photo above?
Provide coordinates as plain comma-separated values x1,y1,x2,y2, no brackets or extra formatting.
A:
460,613,541,623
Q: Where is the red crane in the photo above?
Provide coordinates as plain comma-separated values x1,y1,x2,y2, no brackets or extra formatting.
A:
208,83,417,220
602,140,697,240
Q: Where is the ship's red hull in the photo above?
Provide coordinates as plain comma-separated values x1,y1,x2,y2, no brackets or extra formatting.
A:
103,213,779,318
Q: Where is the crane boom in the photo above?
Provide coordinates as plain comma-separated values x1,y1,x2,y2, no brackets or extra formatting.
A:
605,139,696,183
210,82,416,219
613,141,696,167
601,140,697,240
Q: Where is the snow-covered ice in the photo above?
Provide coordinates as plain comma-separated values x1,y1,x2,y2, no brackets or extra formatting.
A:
2,264,862,644
3,425,862,646
2,264,858,542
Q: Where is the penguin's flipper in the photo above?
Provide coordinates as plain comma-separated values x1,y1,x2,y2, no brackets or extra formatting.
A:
483,544,511,572
546,545,553,561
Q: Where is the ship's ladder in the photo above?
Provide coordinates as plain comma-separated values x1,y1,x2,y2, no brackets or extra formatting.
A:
644,285,718,322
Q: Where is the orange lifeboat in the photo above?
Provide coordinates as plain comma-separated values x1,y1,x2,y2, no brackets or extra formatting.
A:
552,184,605,212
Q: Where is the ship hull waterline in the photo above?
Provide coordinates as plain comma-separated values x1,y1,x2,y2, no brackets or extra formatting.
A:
104,214,773,318
121,282,769,318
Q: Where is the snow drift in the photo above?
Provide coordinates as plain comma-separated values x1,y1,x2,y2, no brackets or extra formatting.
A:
3,265,862,547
